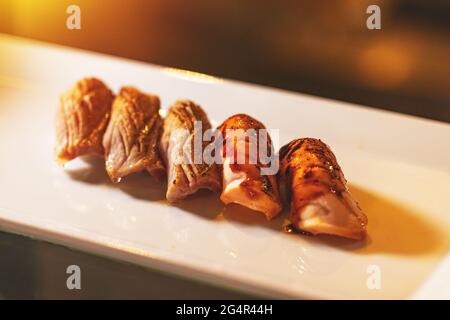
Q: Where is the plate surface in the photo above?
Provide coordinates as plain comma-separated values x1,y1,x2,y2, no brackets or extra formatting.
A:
1,34,450,299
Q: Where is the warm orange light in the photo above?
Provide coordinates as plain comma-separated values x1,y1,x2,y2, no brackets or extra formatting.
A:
358,40,414,90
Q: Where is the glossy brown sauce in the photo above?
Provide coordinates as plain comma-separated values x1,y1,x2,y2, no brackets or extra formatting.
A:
283,223,314,236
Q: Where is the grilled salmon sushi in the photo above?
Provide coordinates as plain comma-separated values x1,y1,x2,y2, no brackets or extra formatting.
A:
279,138,367,240
55,77,114,163
102,86,165,182
159,100,221,202
218,114,282,220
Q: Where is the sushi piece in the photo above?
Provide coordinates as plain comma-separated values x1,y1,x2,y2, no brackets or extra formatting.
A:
159,100,221,202
279,138,368,240
218,114,282,220
102,86,165,182
55,77,114,163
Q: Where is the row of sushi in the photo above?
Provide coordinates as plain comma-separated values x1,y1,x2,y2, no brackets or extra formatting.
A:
55,78,368,240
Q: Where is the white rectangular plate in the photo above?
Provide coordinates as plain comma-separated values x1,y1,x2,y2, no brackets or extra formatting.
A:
1,34,450,299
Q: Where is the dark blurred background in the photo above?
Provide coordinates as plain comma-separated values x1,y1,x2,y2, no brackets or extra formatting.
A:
0,0,449,122
0,0,449,299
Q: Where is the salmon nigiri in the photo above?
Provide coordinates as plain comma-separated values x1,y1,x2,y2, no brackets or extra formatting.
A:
55,77,114,163
279,138,367,240
159,100,221,202
218,114,282,220
102,86,165,182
